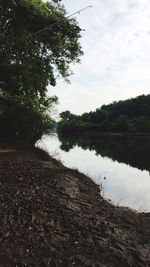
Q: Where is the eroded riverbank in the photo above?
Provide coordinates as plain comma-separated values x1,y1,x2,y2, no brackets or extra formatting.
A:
0,147,150,266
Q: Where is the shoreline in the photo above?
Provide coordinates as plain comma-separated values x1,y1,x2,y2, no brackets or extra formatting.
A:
59,131,150,138
0,147,150,266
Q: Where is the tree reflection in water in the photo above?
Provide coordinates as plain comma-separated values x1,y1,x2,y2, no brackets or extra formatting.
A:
58,134,150,173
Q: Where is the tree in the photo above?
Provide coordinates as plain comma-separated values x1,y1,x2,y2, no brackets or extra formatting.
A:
60,110,77,120
58,95,150,134
0,0,83,142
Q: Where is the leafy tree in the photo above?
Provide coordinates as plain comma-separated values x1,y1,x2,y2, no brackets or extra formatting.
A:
60,110,77,120
115,115,129,132
58,95,150,134
0,0,83,143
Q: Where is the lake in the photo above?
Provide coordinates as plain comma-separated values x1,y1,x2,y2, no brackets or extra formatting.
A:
37,133,150,212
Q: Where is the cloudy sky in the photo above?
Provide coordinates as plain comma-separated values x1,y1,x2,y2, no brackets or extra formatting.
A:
48,0,150,115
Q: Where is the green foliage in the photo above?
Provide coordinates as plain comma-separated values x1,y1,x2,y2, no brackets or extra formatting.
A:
0,0,82,95
60,110,77,121
0,0,82,143
58,95,150,134
0,94,58,143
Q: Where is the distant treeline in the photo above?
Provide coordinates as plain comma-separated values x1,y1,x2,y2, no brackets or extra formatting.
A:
58,94,150,134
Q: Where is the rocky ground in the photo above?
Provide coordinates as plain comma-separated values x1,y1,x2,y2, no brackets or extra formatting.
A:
0,146,150,267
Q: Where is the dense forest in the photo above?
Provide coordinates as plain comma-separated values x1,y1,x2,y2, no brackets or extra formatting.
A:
58,94,150,134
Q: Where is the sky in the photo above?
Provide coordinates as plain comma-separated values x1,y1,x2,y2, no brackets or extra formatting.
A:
48,0,150,115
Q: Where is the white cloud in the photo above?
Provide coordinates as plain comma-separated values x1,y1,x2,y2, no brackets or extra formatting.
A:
48,0,150,114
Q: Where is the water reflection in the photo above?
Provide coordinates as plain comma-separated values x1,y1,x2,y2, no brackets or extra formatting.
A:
58,134,150,173
38,134,150,211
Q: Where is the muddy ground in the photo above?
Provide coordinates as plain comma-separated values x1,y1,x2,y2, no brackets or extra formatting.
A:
0,147,150,267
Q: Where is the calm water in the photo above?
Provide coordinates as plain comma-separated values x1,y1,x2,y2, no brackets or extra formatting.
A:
37,133,150,212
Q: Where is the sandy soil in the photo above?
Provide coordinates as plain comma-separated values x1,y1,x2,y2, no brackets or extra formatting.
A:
0,147,150,267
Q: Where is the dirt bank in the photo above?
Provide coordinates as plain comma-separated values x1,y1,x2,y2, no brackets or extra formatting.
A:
0,147,150,267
